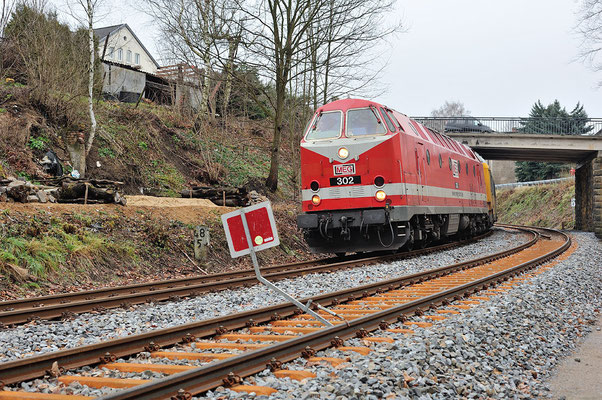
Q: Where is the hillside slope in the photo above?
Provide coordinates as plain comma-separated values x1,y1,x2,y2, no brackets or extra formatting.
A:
0,85,300,198
0,84,311,297
496,181,575,229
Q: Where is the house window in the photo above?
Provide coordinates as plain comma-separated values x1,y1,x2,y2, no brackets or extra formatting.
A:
126,50,132,62
107,47,114,58
135,53,140,65
117,48,123,61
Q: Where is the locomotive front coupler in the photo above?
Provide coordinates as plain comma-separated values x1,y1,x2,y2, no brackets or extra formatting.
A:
339,215,354,240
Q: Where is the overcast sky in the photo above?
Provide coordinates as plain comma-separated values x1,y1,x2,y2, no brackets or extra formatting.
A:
59,0,600,117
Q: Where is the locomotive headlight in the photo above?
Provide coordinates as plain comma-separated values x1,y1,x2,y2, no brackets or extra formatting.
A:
375,190,386,202
338,147,349,159
311,195,321,206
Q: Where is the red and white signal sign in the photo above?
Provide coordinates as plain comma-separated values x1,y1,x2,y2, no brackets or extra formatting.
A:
221,201,280,258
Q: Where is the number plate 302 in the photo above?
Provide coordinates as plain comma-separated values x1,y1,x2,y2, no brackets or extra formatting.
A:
330,176,361,186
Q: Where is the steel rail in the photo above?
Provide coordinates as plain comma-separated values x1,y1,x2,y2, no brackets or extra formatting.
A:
103,228,570,400
0,232,493,325
0,227,532,386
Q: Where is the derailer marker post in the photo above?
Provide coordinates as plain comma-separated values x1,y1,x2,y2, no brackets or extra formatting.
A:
239,208,333,327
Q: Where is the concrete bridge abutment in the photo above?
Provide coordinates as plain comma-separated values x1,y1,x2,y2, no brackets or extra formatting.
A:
575,153,602,237
593,155,602,237
448,133,602,237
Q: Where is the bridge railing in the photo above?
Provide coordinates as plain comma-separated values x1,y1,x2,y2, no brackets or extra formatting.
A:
495,176,574,190
412,117,602,136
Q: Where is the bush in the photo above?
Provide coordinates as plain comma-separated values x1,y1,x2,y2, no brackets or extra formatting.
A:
3,4,101,128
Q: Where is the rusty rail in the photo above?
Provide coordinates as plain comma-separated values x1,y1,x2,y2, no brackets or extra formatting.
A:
0,232,493,326
0,227,533,387
104,227,569,400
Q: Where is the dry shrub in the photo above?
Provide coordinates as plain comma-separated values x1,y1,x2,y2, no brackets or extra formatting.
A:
3,4,100,129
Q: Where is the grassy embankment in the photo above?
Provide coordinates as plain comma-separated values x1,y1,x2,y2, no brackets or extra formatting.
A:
496,180,575,229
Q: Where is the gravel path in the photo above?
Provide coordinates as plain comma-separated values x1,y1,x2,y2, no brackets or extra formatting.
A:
0,229,521,363
201,231,601,400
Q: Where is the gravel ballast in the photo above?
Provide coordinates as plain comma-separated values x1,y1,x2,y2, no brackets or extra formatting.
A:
0,229,523,363
202,231,601,399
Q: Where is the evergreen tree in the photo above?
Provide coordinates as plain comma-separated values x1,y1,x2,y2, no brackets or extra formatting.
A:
515,100,592,181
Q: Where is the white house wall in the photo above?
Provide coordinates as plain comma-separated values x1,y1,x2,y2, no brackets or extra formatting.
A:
102,63,145,101
99,26,157,74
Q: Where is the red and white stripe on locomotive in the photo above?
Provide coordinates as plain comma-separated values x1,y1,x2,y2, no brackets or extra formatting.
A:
296,98,493,254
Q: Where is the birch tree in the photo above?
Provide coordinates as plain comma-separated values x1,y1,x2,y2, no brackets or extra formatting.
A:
65,0,103,176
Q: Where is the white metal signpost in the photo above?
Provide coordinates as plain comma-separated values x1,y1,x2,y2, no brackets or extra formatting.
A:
221,201,337,326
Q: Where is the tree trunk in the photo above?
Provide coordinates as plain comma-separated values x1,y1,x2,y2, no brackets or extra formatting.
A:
84,0,96,176
266,75,286,191
221,35,239,115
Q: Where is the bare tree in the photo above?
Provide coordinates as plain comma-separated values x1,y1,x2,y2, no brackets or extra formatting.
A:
144,0,237,118
576,0,602,81
312,0,402,106
146,0,401,191
81,0,97,176
58,0,104,176
1,0,15,36
236,0,402,191
0,0,15,80
431,101,471,117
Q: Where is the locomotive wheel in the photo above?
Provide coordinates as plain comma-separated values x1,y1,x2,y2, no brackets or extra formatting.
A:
335,252,346,258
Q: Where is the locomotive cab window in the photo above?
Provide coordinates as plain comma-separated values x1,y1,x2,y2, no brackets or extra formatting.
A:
439,154,442,168
386,110,404,132
426,149,430,165
380,107,396,132
346,107,387,137
305,111,343,140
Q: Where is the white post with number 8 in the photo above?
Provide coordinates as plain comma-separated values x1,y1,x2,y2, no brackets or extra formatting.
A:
194,226,210,261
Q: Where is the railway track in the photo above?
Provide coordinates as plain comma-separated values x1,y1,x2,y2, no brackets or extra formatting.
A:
0,232,494,326
0,225,571,399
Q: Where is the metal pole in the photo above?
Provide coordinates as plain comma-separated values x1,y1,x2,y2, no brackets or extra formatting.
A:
239,209,335,327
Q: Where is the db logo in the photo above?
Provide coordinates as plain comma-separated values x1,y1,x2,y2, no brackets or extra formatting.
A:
333,163,355,176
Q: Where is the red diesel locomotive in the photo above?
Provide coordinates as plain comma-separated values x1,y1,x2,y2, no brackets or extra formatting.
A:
296,98,497,254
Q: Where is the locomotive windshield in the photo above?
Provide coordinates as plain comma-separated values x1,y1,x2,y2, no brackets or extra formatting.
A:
346,107,387,137
305,111,342,140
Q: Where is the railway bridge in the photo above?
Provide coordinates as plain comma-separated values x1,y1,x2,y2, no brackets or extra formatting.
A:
414,117,602,237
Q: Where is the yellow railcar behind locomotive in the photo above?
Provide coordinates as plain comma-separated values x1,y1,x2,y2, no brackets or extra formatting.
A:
482,162,497,224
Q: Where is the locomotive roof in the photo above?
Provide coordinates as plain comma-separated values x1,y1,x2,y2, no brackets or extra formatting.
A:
315,98,478,161
319,98,385,112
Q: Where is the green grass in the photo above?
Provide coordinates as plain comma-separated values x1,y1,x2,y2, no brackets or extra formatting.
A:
147,160,186,197
496,181,575,228
0,225,136,278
